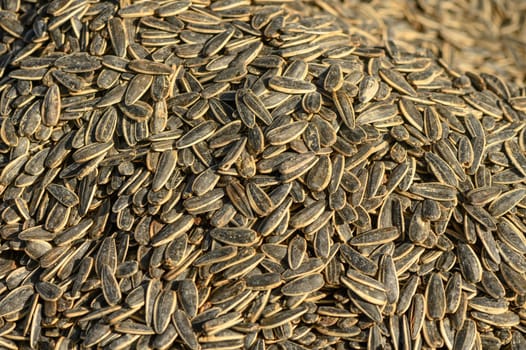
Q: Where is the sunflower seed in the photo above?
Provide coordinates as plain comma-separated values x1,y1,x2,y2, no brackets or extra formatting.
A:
0,285,34,317
100,263,121,306
210,227,258,247
281,274,324,296
173,309,200,350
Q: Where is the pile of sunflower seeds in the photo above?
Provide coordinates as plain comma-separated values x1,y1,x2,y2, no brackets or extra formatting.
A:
1,0,526,349
312,0,526,87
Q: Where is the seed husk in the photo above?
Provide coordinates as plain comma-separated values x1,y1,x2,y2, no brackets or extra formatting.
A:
173,310,200,350
101,264,121,306
281,274,325,296
0,285,34,317
210,227,258,247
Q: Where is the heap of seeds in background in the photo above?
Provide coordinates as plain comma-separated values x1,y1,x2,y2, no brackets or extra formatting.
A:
1,0,526,349
310,0,526,87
